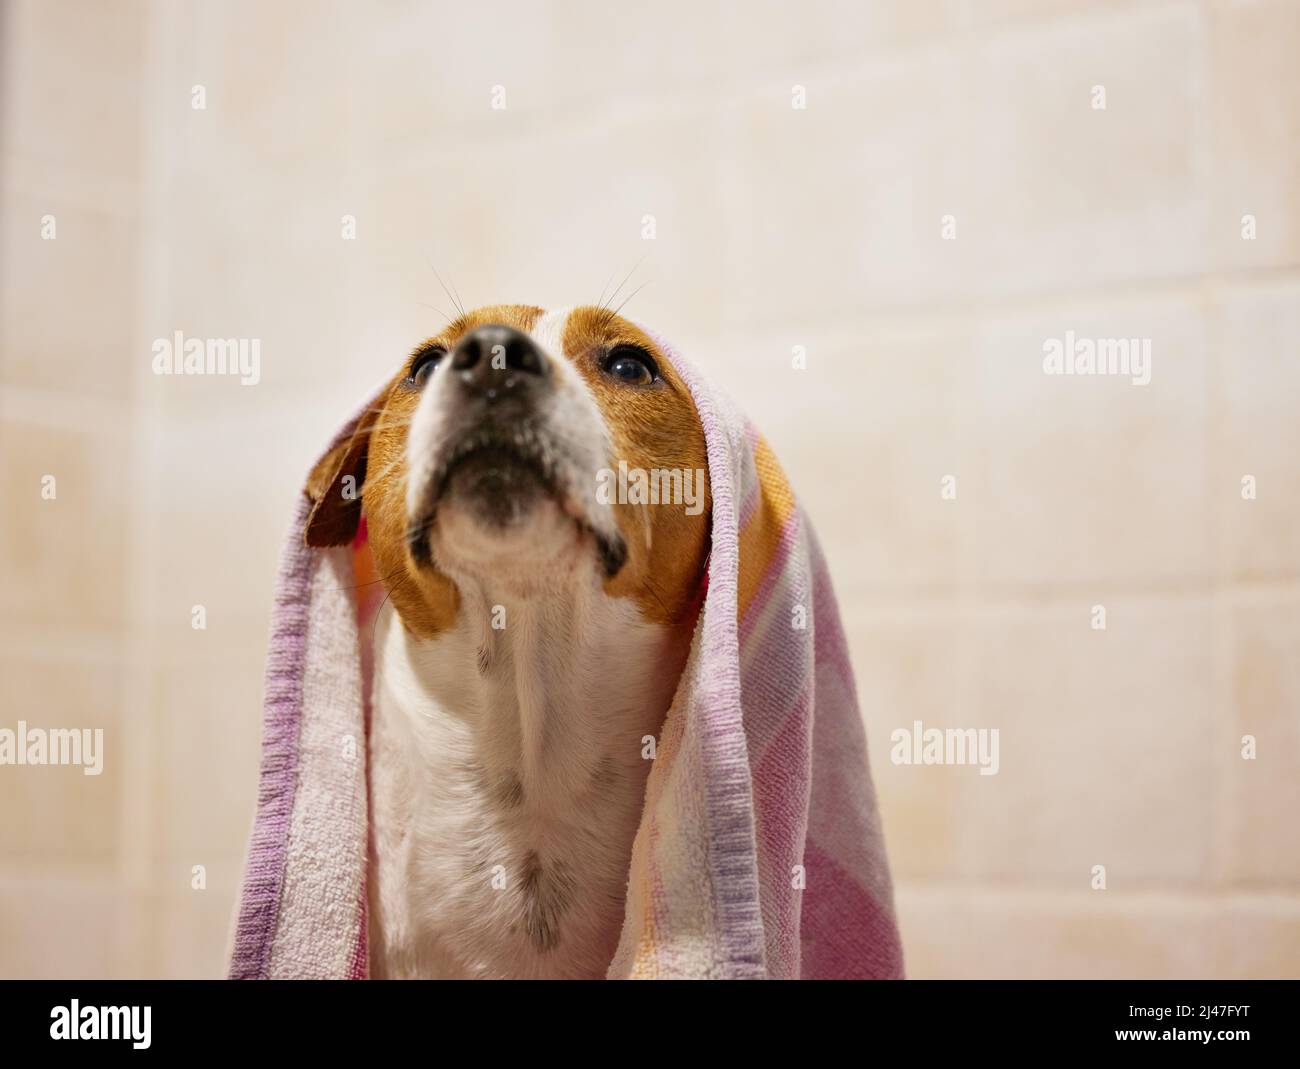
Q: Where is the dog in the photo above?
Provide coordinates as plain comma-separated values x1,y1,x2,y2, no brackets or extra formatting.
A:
302,305,712,978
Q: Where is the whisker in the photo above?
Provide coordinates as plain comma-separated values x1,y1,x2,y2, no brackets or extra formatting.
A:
448,275,467,319
361,451,409,491
595,266,620,311
359,418,462,492
425,258,466,319
602,256,644,315
335,565,408,592
371,570,411,647
363,414,417,436
416,300,454,325
607,279,649,323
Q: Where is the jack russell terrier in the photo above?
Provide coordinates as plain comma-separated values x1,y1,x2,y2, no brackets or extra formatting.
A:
303,305,711,979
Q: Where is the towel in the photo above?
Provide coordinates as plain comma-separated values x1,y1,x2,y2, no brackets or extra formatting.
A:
229,337,904,980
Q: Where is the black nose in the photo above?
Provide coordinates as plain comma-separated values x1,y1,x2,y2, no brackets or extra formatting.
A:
450,324,547,400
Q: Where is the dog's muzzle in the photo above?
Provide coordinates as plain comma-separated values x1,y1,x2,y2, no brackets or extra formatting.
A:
405,324,628,578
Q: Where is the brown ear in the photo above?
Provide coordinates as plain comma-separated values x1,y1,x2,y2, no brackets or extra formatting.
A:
303,414,375,548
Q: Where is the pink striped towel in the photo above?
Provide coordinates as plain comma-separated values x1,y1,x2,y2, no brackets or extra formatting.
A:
230,339,903,979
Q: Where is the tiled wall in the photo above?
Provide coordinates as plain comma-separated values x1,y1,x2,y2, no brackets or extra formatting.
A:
1,0,1296,977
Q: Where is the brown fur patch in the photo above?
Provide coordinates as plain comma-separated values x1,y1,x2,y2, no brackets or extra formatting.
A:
561,307,711,626
370,305,546,637
301,304,709,638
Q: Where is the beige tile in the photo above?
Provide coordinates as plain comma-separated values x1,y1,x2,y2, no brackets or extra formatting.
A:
1208,0,1300,270
133,403,331,629
363,112,730,333
157,889,240,979
149,636,266,870
846,612,968,880
1219,596,1300,886
148,0,364,187
961,3,1207,297
727,3,1207,322
0,0,146,184
719,319,971,596
1213,280,1300,582
897,883,1217,978
722,43,977,325
0,648,121,875
0,413,128,632
0,878,122,978
0,188,139,399
957,0,1138,28
1216,894,1300,978
963,295,1211,589
143,181,377,408
721,0,958,74
959,598,1215,885
352,2,558,159
549,1,732,104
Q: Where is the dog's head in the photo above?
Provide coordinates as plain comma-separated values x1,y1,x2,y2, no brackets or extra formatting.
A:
304,305,711,636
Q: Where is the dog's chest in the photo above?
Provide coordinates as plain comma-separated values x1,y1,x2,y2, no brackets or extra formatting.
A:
367,605,669,979
397,750,635,979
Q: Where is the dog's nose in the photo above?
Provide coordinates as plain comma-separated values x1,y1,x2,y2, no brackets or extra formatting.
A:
450,324,548,400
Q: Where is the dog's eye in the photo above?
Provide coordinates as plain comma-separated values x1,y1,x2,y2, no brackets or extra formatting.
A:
409,347,446,387
604,346,656,386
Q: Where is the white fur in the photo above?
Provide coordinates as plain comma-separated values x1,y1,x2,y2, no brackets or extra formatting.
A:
368,309,685,979
404,308,622,563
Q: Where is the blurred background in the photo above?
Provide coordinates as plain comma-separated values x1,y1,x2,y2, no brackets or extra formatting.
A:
2,0,1297,978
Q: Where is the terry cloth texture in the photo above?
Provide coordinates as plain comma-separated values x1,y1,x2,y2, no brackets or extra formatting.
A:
230,338,903,980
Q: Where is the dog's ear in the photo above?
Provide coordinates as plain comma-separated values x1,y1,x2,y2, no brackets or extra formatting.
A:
303,410,378,547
